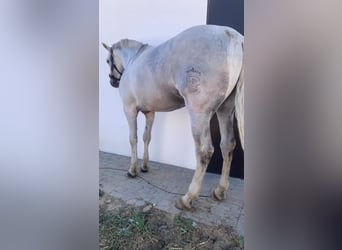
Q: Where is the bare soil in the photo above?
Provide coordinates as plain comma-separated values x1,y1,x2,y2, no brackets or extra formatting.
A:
100,190,243,250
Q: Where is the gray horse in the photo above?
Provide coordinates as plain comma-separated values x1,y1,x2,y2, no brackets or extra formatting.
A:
102,25,244,210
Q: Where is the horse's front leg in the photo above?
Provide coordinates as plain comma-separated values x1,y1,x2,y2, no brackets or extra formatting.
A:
176,112,214,210
141,111,155,172
124,106,138,177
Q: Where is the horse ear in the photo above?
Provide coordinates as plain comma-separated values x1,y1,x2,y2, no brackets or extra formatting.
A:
102,42,111,51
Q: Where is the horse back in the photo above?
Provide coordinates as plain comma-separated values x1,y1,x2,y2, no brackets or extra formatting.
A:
120,25,243,112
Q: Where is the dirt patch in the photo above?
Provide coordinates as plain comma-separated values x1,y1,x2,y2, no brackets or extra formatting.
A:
100,191,243,250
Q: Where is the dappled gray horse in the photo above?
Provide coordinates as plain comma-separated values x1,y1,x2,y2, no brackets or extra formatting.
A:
102,25,244,210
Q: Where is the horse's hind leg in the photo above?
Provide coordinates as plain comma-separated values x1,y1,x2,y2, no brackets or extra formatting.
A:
213,95,236,200
124,106,139,177
141,111,155,172
176,111,214,210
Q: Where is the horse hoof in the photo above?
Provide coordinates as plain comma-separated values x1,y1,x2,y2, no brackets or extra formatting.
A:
127,171,137,178
212,188,226,201
140,167,149,173
175,198,192,211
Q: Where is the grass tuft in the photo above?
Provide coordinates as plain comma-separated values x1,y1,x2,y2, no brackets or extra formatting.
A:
175,216,196,236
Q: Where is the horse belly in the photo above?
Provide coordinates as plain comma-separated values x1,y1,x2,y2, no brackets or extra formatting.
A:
137,89,185,112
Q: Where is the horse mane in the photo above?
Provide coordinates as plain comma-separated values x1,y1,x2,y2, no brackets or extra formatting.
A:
114,39,144,50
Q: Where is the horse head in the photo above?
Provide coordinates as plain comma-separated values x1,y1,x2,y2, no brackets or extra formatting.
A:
102,39,148,88
102,42,123,88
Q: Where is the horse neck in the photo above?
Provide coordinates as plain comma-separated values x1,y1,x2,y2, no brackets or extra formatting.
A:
119,41,146,68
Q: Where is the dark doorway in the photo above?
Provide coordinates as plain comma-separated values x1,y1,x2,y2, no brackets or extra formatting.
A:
206,0,244,179
207,0,244,34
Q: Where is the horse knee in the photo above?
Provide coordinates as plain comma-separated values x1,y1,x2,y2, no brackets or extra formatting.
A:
200,145,214,165
220,139,236,155
130,136,137,146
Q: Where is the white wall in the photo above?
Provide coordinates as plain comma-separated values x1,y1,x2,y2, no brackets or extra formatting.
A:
99,0,207,169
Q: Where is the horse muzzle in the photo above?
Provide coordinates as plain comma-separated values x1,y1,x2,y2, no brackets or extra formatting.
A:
109,74,120,88
110,79,119,88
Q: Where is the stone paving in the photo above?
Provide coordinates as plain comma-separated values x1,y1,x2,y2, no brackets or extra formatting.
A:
99,151,244,236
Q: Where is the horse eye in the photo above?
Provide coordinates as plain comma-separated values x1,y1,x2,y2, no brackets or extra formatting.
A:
106,59,109,64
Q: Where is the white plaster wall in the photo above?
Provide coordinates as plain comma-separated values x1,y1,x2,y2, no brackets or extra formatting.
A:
99,0,207,169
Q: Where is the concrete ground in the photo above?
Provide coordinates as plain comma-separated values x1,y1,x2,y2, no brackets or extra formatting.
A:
99,151,244,236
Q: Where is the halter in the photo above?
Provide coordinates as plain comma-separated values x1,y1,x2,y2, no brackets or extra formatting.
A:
109,47,123,86
108,44,147,87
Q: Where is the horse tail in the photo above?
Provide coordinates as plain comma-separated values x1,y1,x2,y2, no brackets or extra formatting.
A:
235,40,244,150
